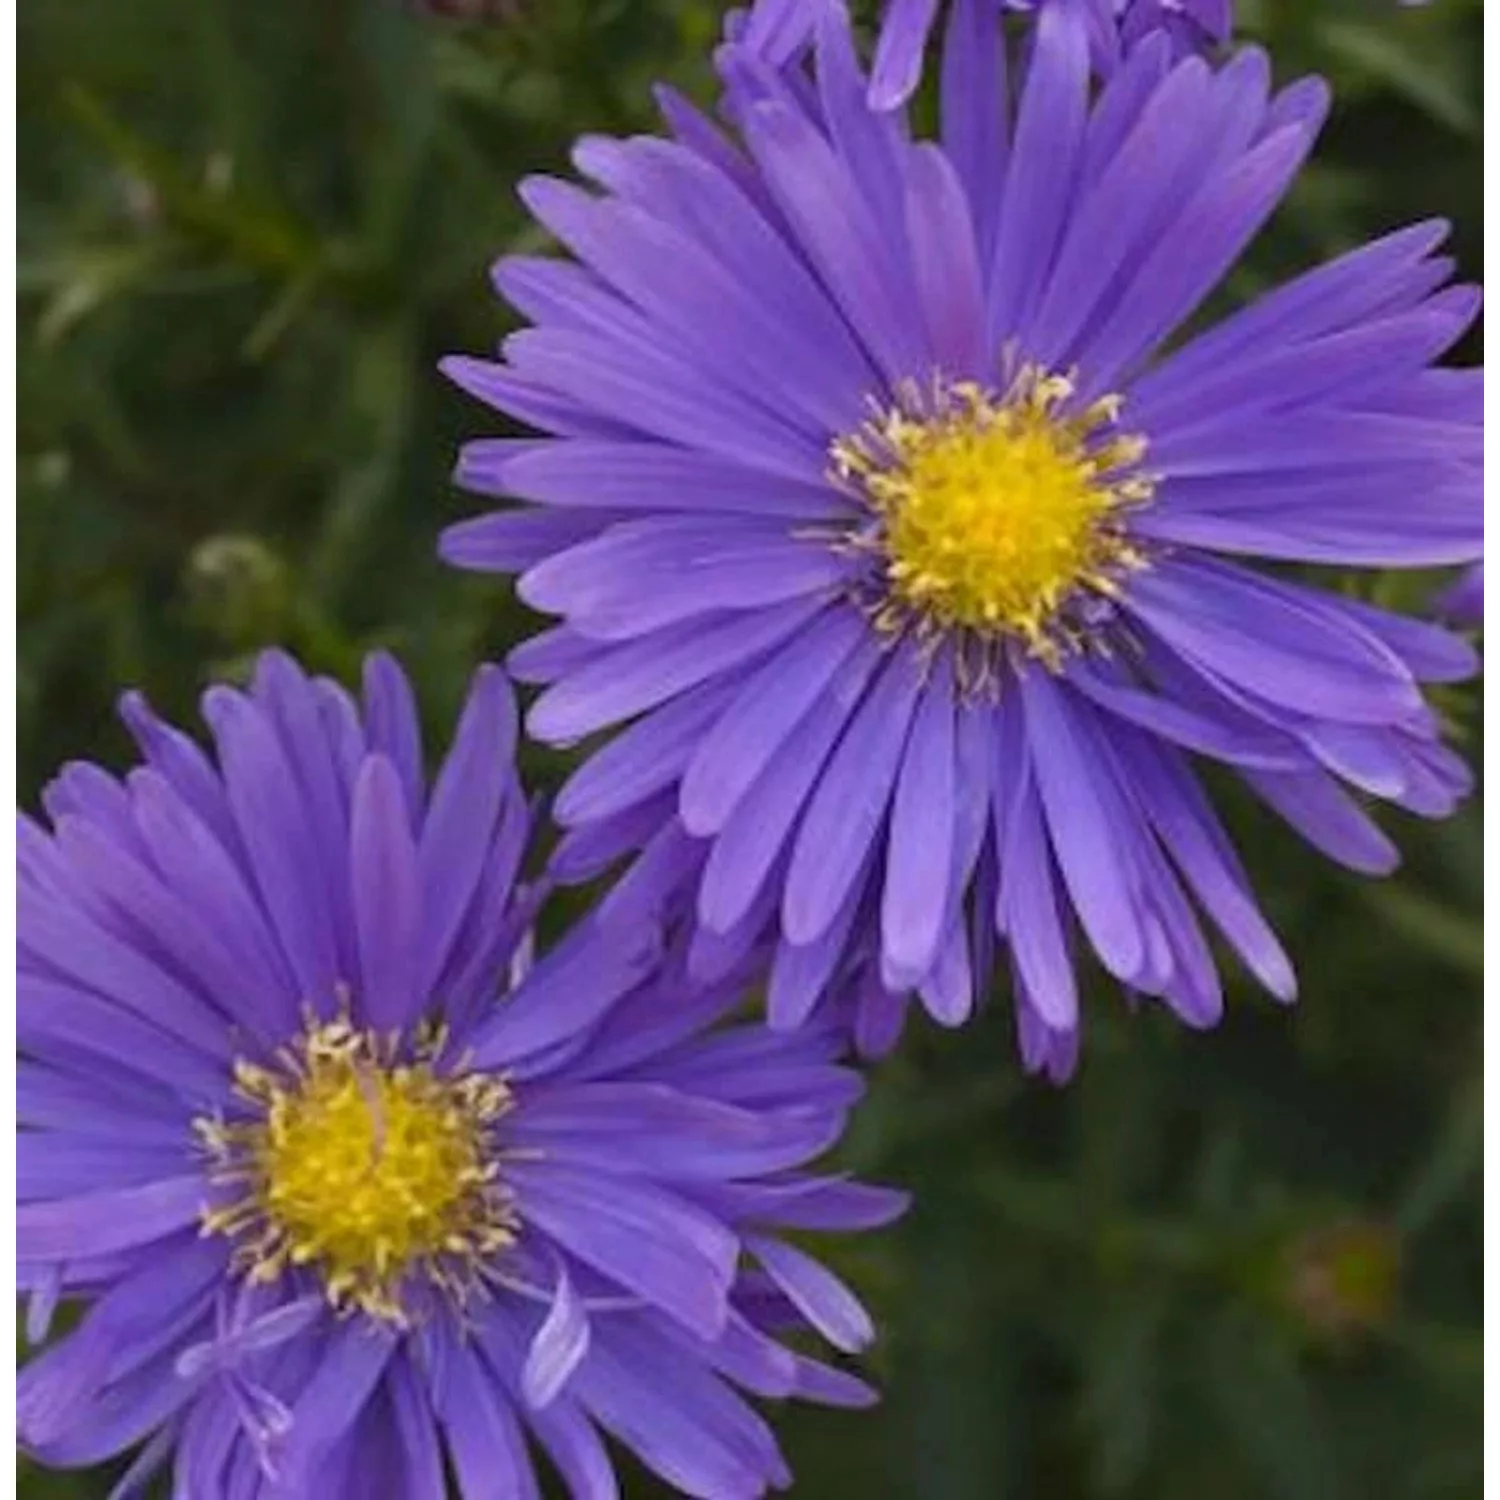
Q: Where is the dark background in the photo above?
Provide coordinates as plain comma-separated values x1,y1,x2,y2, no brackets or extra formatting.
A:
17,0,1483,1494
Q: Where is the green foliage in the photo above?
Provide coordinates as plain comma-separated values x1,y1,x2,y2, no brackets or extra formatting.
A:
17,0,1482,1494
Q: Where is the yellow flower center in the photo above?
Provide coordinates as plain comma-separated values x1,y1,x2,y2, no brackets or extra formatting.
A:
198,1021,517,1324
832,369,1154,661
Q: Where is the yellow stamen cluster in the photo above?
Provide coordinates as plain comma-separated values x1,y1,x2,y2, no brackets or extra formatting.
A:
832,369,1154,665
197,1020,516,1325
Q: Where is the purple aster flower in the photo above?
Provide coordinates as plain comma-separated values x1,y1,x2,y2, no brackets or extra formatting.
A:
735,0,1232,107
442,8,1481,1080
1116,0,1231,62
18,650,905,1498
1435,562,1483,627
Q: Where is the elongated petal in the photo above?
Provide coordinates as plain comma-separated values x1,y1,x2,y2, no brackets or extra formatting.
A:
349,755,423,1033
523,1264,591,1410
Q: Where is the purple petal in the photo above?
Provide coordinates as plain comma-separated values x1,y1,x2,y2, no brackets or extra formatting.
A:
361,652,424,827
507,624,603,686
1339,595,1478,683
1125,735,1296,1002
1245,765,1400,876
440,506,628,575
467,921,657,1072
783,647,924,946
436,1339,542,1500
18,881,230,1060
116,691,240,859
557,679,738,827
504,322,828,484
18,1177,205,1261
987,0,1090,345
19,979,227,1107
680,604,866,837
917,910,976,1027
125,769,299,1035
1126,560,1424,726
18,1062,185,1139
485,438,843,520
1082,121,1318,393
385,1355,448,1500
1029,54,1217,368
940,0,1009,264
573,1314,789,1499
508,1164,737,1340
469,1311,623,1500
250,651,356,981
522,1263,591,1410
1018,670,1147,983
349,755,423,1034
739,96,924,389
440,353,639,443
746,1234,874,1354
19,1136,190,1201
417,665,518,996
1067,657,1302,771
520,517,847,642
529,594,824,746
276,1321,398,1489
999,776,1079,1032
714,1176,910,1232
882,653,957,985
904,144,989,399
868,0,938,110
1135,218,1452,412
49,810,280,1056
769,878,869,1032
202,687,341,1011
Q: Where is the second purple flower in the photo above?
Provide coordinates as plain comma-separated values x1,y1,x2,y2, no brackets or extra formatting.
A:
444,3,1480,1078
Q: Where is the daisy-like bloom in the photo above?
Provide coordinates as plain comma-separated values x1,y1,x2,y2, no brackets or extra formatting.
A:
736,0,1232,107
442,7,1481,1079
18,651,905,1498
1435,563,1483,628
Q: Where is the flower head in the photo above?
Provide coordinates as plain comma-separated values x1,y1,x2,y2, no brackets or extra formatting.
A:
735,0,1233,107
444,9,1480,1080
18,651,904,1497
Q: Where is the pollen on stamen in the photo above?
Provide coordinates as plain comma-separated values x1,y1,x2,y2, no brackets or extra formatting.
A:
195,1020,518,1326
831,366,1155,672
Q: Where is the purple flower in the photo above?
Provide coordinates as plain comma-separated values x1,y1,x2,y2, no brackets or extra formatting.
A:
1435,562,1483,627
1117,0,1232,62
735,0,1233,107
443,9,1480,1080
18,651,905,1498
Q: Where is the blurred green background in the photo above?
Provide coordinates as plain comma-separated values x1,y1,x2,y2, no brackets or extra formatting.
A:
17,0,1482,1495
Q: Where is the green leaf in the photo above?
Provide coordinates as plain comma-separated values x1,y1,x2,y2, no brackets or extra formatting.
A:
1318,19,1479,136
1205,1314,1344,1500
1080,1289,1166,1494
1356,885,1483,978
